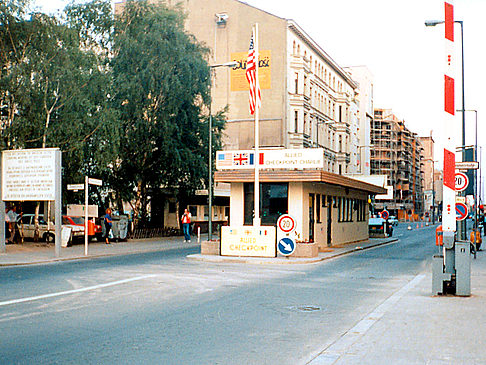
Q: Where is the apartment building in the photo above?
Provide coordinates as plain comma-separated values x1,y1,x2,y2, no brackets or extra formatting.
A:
344,66,374,175
419,135,439,221
371,109,425,219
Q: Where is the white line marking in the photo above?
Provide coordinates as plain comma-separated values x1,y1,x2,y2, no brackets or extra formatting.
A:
0,274,156,307
308,274,425,364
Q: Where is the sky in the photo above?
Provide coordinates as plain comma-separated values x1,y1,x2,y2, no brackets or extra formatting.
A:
34,0,485,171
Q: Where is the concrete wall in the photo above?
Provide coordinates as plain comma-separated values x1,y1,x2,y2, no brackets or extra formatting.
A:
182,0,288,149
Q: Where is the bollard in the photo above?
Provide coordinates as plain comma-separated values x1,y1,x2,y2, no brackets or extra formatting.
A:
197,226,201,243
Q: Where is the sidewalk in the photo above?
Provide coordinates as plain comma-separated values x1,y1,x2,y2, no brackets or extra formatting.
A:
0,235,396,267
0,235,201,266
308,250,486,365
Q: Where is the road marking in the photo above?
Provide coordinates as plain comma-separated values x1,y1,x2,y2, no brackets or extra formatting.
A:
0,274,156,307
308,273,425,364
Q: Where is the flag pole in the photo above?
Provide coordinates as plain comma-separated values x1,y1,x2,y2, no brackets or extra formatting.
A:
253,23,260,227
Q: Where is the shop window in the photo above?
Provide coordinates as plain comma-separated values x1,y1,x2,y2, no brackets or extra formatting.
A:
316,194,321,223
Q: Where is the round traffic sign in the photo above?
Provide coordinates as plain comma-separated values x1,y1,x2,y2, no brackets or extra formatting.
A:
277,214,296,233
455,202,468,221
455,172,469,192
380,210,389,220
277,237,296,256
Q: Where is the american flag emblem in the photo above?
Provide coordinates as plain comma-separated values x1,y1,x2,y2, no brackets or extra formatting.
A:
233,153,250,166
217,152,233,167
246,32,261,115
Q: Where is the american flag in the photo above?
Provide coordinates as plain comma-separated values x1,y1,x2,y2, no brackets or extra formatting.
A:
246,31,261,115
217,152,233,167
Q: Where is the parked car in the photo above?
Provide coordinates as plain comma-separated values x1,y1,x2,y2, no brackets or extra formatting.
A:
62,216,102,241
369,217,393,238
18,214,84,244
388,216,399,226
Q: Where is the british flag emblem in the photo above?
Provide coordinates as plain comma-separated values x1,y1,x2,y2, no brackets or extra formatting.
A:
233,153,250,166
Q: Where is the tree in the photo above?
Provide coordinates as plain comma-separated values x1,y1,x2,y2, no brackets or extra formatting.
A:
0,0,119,239
111,0,220,227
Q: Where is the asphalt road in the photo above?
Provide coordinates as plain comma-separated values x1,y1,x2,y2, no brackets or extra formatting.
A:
0,224,438,364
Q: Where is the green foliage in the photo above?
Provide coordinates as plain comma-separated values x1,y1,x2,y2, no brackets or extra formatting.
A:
0,0,226,224
111,0,218,223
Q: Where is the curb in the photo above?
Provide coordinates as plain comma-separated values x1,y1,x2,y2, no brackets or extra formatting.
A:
187,238,398,265
0,242,201,267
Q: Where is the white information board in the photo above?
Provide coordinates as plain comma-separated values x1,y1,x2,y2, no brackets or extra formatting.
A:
221,226,276,257
2,148,58,201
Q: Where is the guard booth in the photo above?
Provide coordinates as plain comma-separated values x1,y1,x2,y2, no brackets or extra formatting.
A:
214,167,386,252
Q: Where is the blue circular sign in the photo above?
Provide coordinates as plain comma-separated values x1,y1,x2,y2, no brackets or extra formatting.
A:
455,202,468,221
278,237,296,256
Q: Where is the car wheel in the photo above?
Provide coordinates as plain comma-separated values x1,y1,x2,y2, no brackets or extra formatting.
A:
44,233,55,243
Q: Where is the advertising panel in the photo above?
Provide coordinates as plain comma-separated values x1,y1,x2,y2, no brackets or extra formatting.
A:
221,226,276,257
230,50,271,91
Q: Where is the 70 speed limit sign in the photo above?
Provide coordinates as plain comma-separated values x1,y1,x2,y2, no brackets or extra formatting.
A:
277,214,296,234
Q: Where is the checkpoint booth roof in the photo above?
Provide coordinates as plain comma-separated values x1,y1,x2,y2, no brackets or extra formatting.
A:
214,167,386,250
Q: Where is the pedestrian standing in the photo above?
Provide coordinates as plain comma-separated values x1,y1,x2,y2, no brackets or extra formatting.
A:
104,208,113,244
181,208,191,242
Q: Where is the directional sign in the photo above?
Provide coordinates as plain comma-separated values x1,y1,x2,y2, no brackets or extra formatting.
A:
88,178,103,186
67,184,85,191
277,237,296,256
455,202,468,221
455,172,469,192
380,210,389,220
277,214,296,234
456,161,479,170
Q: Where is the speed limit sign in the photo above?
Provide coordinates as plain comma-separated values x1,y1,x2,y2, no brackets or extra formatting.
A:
277,214,296,234
455,172,469,192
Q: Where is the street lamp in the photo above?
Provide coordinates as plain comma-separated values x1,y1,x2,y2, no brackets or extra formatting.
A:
425,19,466,239
208,61,237,241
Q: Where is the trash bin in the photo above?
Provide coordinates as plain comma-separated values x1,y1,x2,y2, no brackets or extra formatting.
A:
103,215,128,241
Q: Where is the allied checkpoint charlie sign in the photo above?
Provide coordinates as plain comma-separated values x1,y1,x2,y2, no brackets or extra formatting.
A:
216,148,324,170
0,148,62,256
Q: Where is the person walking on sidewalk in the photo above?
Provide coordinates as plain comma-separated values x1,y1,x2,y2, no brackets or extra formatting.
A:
181,208,191,242
104,208,113,244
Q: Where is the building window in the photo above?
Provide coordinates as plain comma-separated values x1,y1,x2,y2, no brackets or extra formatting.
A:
339,105,342,122
295,72,299,94
339,164,342,175
316,194,321,223
244,183,288,225
294,110,299,133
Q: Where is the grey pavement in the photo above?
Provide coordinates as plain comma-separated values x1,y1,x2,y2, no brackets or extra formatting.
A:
308,248,486,365
0,235,201,266
0,233,396,266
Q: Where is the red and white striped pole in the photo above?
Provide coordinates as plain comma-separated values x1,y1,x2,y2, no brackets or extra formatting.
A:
442,0,456,240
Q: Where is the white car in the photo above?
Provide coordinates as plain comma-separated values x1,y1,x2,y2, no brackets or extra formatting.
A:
388,216,399,226
17,214,84,244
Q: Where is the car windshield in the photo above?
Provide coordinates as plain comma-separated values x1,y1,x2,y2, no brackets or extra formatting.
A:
69,217,85,225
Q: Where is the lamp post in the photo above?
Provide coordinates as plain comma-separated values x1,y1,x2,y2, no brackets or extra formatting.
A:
208,61,237,241
425,19,466,239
